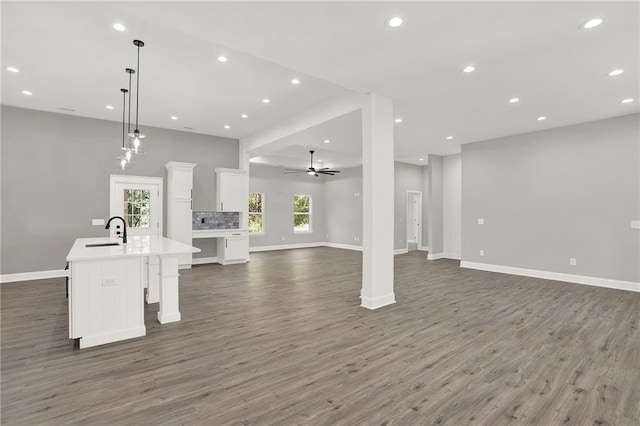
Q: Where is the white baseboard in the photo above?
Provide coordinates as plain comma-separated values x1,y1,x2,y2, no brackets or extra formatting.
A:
419,245,429,252
460,261,640,293
427,252,445,260
324,242,362,251
191,257,218,265
394,248,408,255
249,242,325,252
444,252,461,260
360,292,396,310
1,269,68,284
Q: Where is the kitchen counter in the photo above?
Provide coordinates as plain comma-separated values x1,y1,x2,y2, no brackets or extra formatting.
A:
192,228,247,238
66,235,200,349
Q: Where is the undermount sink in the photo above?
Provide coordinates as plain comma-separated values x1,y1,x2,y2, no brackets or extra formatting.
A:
85,242,120,247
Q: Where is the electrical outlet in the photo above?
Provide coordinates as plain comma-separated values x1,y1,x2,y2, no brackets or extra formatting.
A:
631,220,640,229
281,236,285,241
354,236,360,242
479,249,484,256
92,219,105,226
326,234,329,239
477,218,485,225
102,278,116,287
569,258,577,266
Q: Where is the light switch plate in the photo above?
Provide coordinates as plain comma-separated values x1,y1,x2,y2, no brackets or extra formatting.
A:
477,218,485,225
631,220,640,229
102,278,116,287
92,219,105,226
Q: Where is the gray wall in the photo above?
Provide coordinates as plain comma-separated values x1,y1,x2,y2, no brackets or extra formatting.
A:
324,166,363,246
1,106,238,274
427,155,444,255
462,113,640,283
394,162,424,250
248,164,326,247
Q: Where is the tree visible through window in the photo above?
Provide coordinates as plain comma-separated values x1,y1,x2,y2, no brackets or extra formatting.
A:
294,194,311,232
123,189,150,228
249,193,264,234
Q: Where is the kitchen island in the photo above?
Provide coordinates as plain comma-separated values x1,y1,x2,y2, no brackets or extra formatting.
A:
66,236,200,348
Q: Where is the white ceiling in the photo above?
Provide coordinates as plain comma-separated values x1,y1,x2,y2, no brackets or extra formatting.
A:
2,2,638,169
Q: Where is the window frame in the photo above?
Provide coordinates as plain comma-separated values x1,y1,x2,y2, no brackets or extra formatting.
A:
248,192,265,235
293,194,312,233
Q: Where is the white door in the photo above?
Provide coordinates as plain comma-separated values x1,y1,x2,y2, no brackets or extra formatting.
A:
406,191,422,247
110,175,163,238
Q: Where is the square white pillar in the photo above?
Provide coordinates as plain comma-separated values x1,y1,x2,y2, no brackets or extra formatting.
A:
361,93,395,310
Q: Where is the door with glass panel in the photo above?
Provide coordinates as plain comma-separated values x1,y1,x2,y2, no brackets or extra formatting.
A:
109,175,163,239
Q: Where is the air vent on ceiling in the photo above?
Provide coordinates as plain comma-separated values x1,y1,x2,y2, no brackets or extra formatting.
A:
57,106,75,112
183,126,194,130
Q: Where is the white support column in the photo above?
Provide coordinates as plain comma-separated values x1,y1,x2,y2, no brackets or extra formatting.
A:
157,254,181,324
145,255,159,304
361,93,395,310
239,140,251,234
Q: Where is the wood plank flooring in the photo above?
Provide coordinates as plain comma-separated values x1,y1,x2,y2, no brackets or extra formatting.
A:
2,248,639,425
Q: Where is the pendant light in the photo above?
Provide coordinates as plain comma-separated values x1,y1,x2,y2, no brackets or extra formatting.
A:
128,40,145,149
125,68,137,154
117,88,129,170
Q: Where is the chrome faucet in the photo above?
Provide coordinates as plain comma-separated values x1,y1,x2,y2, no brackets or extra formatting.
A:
105,216,128,244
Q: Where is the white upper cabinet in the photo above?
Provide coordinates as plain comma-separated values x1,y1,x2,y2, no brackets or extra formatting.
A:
215,168,247,212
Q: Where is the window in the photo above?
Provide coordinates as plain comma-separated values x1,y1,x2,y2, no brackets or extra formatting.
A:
123,189,150,228
249,192,264,234
293,194,311,232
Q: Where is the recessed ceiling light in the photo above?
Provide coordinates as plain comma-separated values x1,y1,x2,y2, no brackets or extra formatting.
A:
324,139,330,144
446,136,454,140
386,17,403,28
291,78,300,85
112,23,126,32
395,118,403,123
224,125,230,129
608,69,624,76
419,157,424,161
217,56,228,63
6,66,19,73
509,97,520,103
537,116,547,121
105,105,114,110
171,116,178,120
621,98,635,104
581,17,604,29
21,90,32,96
463,65,476,73
241,114,248,118
262,98,270,103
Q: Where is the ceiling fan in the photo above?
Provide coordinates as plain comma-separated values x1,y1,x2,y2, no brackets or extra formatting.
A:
284,150,341,177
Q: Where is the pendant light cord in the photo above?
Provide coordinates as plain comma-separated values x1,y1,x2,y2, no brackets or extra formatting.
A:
122,89,127,148
135,44,140,130
127,70,133,134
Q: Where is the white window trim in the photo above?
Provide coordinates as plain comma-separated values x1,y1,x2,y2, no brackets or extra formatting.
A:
249,192,265,235
293,194,312,233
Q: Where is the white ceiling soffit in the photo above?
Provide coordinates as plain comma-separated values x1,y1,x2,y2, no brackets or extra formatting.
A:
2,2,639,168
0,2,351,141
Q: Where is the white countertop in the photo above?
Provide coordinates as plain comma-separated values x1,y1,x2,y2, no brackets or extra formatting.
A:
67,236,201,262
192,229,247,238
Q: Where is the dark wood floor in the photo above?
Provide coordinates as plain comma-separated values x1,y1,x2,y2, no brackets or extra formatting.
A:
2,248,639,425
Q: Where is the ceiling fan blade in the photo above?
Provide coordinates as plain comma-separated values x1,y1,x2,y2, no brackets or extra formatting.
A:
318,170,340,174
318,171,336,175
284,169,306,174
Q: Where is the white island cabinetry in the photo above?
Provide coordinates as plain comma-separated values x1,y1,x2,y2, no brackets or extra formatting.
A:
66,236,200,349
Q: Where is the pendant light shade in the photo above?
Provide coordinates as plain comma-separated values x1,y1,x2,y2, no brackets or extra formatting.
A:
128,40,146,147
117,87,130,170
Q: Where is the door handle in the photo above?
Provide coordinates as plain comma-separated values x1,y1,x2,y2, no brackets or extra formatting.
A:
225,239,228,248
221,202,224,211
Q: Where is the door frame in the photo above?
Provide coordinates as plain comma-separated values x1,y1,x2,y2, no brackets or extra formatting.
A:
110,174,164,237
406,190,422,251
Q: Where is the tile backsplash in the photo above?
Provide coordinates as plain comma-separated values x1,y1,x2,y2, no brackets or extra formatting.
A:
193,211,239,230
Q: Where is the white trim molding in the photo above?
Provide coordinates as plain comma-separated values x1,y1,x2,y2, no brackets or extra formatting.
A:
191,257,218,265
460,261,640,293
394,248,409,255
361,292,396,310
1,269,68,283
444,252,461,260
427,252,445,260
324,242,362,251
